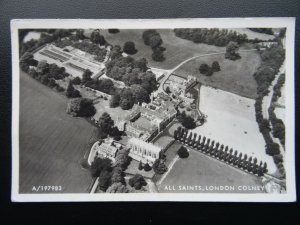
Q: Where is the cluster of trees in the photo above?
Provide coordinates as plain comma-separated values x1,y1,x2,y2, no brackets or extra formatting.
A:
174,28,248,47
177,146,189,158
174,127,268,176
91,147,131,193
225,41,241,61
123,41,137,55
248,28,274,35
95,112,122,140
20,55,69,91
128,174,147,190
177,111,196,129
152,159,168,175
142,30,166,62
106,55,158,110
66,98,96,117
253,44,285,96
19,29,74,55
85,78,115,95
90,30,106,45
72,40,107,62
109,85,150,110
199,61,221,76
269,73,285,146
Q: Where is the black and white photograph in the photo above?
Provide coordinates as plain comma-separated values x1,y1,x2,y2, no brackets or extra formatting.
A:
11,18,296,202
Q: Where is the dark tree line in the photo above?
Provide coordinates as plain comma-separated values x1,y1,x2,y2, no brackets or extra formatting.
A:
174,126,268,176
252,42,285,178
248,28,274,35
268,73,285,147
174,28,248,47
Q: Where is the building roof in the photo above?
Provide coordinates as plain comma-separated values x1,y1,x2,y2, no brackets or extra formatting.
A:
128,138,162,154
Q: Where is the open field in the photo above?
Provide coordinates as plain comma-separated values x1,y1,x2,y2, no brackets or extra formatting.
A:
85,29,225,70
158,149,264,193
194,86,277,174
173,50,261,99
19,71,95,193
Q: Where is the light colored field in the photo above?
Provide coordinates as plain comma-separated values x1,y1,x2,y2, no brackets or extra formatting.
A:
227,28,275,41
23,31,41,43
174,50,261,99
19,71,94,193
194,86,277,174
85,29,225,70
159,149,264,193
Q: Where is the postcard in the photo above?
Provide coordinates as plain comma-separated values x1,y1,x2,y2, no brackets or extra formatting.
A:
11,18,296,202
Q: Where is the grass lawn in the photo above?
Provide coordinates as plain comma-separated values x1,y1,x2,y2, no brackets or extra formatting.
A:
93,97,134,122
125,159,155,179
85,29,225,70
19,71,95,193
174,50,261,99
158,149,264,193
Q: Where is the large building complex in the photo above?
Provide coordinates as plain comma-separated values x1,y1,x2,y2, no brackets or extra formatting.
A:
122,94,177,142
33,43,106,78
127,138,162,165
88,139,123,164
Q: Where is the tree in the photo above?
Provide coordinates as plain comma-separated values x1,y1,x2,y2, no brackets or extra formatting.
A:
119,89,135,110
152,48,165,62
108,29,120,34
91,30,106,45
81,69,93,84
98,170,111,191
66,82,75,98
98,112,114,134
142,30,163,49
123,41,137,55
66,98,96,117
211,61,221,72
165,86,171,94
90,157,112,177
75,29,85,40
128,174,147,190
72,77,81,85
199,63,209,74
106,182,129,193
152,159,168,175
143,163,151,172
109,45,123,60
225,41,241,60
131,85,150,104
181,115,196,129
37,60,49,74
134,58,148,72
138,161,143,170
177,146,189,158
109,93,120,108
111,167,125,184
